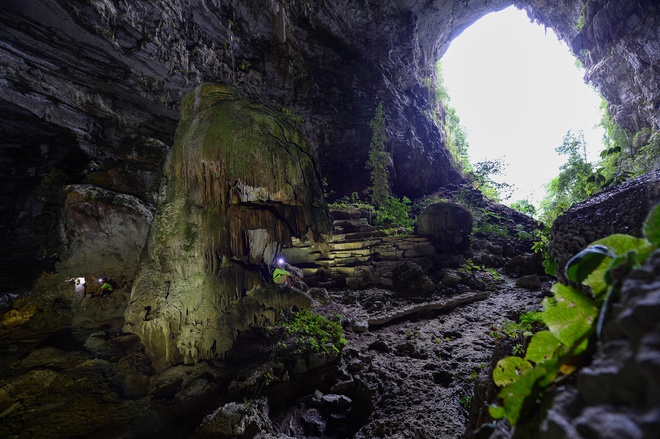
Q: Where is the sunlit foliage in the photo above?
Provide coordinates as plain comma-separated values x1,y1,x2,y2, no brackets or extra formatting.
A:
366,102,392,209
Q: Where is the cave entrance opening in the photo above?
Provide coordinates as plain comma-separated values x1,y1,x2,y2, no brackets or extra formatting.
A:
439,5,605,210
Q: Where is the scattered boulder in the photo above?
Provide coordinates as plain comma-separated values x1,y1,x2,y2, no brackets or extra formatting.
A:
515,274,542,290
441,270,463,287
191,397,274,439
391,261,437,296
504,253,545,276
415,202,473,254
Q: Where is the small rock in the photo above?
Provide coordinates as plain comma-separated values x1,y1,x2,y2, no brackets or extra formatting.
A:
330,379,356,395
321,394,353,410
349,319,369,333
392,261,437,296
442,271,462,286
368,339,390,353
301,408,326,435
515,274,541,290
309,287,331,304
347,358,363,373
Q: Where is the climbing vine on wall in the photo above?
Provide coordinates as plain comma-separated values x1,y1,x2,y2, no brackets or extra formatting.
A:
490,203,660,425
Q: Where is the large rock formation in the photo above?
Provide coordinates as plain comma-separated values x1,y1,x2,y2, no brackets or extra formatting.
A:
548,169,660,278
1,0,658,293
123,84,330,368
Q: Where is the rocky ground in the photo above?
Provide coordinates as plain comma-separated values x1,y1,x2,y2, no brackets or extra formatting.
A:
251,273,551,439
0,269,551,439
338,281,546,439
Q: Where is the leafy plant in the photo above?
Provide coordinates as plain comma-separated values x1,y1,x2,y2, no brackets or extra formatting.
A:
583,102,659,197
429,61,472,176
490,311,543,341
460,258,485,274
540,130,600,225
531,226,557,276
374,196,414,230
489,203,660,426
468,159,514,202
473,208,509,237
486,268,501,279
510,199,537,217
276,309,348,355
280,107,304,125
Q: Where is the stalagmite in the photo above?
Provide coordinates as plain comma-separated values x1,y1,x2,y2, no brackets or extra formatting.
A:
124,84,331,369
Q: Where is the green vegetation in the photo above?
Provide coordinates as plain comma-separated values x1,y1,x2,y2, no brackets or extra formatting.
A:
276,309,348,355
467,159,513,202
366,102,392,209
472,208,509,238
539,102,659,225
280,107,304,125
539,130,599,224
510,199,536,217
531,226,558,276
374,196,414,229
430,62,472,175
489,311,543,340
591,102,660,188
469,364,487,380
346,102,415,230
489,203,660,426
459,258,485,274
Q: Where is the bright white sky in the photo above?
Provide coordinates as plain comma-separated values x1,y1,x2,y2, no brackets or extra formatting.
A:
441,6,605,207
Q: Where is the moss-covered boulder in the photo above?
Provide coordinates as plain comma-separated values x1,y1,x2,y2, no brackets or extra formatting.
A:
124,84,331,369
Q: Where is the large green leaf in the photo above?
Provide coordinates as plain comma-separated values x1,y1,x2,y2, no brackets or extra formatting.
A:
493,356,533,387
525,330,564,365
644,203,660,245
582,234,649,299
564,244,614,284
590,234,649,256
543,283,597,350
491,365,549,425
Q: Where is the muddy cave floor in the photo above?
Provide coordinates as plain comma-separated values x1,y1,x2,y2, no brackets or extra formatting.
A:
0,274,549,439
325,278,546,439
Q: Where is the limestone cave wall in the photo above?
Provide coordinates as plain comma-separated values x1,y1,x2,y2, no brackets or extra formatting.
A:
0,0,658,308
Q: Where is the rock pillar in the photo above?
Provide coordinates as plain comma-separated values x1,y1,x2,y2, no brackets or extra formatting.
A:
124,84,331,368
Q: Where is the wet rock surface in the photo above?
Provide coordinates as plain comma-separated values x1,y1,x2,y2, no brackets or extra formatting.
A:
548,170,660,280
